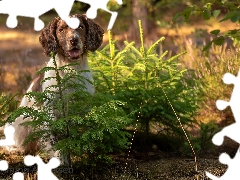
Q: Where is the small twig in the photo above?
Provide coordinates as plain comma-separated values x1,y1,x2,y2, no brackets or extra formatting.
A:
50,52,71,167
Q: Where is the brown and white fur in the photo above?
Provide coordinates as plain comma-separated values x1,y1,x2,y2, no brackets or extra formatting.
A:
11,14,104,154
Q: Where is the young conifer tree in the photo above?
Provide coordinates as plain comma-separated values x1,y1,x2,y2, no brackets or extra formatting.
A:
7,52,133,167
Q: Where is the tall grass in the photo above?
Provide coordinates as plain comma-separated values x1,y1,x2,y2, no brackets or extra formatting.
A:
180,36,240,125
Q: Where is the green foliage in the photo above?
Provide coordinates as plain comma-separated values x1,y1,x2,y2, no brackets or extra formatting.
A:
180,37,240,124
54,99,132,163
198,121,218,152
88,30,134,95
173,0,240,49
181,121,219,155
0,94,18,125
71,1,90,13
0,64,6,93
71,0,123,13
194,45,240,123
7,53,132,165
89,21,200,144
107,0,123,11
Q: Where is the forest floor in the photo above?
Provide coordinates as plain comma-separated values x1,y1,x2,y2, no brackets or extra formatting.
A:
0,142,238,180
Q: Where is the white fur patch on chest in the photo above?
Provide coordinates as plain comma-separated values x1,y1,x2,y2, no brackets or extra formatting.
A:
42,56,95,95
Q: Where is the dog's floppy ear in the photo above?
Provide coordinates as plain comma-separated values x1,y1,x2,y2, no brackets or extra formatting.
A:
39,17,60,57
80,15,104,51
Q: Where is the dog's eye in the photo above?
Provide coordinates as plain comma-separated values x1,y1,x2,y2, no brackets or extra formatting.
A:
59,28,64,32
78,25,84,30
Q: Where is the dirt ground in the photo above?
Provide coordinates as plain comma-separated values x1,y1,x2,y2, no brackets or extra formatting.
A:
0,13,239,179
0,147,230,180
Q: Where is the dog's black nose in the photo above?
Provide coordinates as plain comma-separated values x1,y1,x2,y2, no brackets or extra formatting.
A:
70,37,78,45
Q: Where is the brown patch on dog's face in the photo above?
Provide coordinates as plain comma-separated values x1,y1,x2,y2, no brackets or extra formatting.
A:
56,18,87,60
39,14,104,58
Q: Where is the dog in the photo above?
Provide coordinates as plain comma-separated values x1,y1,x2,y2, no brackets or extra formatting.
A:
11,14,104,155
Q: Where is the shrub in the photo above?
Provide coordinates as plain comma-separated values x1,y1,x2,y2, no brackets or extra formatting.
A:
7,53,133,166
180,121,219,155
89,21,201,147
0,93,18,124
173,0,240,50
183,42,240,125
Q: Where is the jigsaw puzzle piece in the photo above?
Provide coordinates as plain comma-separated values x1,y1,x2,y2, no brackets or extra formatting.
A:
53,0,79,29
24,155,60,180
0,0,79,31
212,70,240,146
0,160,24,180
0,0,44,29
0,0,18,28
222,72,236,85
24,155,38,166
85,6,97,19
0,160,8,171
13,172,24,180
107,11,118,30
217,71,240,120
206,148,240,180
206,172,220,180
0,125,15,147
206,70,240,179
216,100,229,111
212,123,240,146
47,157,61,169
76,0,122,29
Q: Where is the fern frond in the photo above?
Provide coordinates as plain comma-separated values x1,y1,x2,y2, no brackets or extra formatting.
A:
37,66,55,75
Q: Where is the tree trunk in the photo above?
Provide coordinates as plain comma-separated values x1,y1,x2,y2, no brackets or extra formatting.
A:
129,0,150,42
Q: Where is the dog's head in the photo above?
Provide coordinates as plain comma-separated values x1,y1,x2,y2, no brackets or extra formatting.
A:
39,14,104,60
